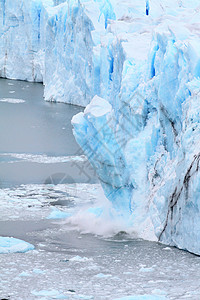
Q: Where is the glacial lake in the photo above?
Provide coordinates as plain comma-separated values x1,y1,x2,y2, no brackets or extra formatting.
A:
0,79,200,300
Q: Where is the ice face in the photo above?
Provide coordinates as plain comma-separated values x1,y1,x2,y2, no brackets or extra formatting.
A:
44,0,96,105
71,2,200,254
1,0,200,254
0,0,53,82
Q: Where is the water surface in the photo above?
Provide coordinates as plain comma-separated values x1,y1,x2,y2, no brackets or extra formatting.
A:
0,79,95,187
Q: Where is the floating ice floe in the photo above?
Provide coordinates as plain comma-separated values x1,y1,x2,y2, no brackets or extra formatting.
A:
0,98,25,104
94,273,112,278
31,289,66,299
74,295,94,300
46,208,72,219
19,271,32,277
139,267,154,273
69,256,93,262
114,295,167,300
33,268,46,274
0,237,34,254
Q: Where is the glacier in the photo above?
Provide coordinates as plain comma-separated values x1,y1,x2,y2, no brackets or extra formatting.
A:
1,0,200,254
72,1,200,254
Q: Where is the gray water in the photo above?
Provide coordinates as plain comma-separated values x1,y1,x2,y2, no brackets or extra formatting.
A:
0,79,200,300
0,79,96,187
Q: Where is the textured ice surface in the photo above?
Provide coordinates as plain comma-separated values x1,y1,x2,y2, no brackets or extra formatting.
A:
0,237,34,253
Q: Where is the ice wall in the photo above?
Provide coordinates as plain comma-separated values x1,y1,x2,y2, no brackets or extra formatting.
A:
0,0,53,81
72,2,200,254
44,0,97,105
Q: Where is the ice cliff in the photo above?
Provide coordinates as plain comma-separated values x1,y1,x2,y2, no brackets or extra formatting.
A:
71,1,200,254
1,0,200,254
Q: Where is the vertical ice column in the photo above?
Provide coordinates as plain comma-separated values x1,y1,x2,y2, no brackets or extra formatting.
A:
146,0,149,15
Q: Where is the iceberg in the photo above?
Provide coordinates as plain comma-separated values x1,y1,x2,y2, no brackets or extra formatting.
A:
1,0,200,254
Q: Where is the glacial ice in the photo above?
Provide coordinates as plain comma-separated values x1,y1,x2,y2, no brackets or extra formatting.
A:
1,0,200,254
71,1,200,254
0,236,34,253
